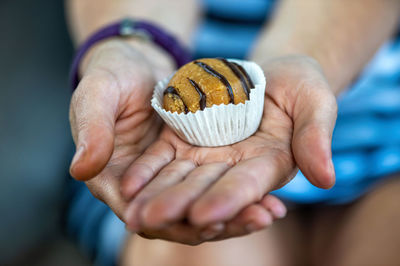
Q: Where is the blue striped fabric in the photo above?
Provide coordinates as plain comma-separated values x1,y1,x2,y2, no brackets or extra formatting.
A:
65,1,400,265
202,0,274,21
193,0,276,59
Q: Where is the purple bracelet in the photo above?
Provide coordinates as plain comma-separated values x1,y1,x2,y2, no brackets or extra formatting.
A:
69,18,192,91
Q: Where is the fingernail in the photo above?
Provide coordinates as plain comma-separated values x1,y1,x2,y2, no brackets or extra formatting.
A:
200,223,224,240
273,204,287,219
208,222,224,232
245,223,259,233
200,230,219,240
70,145,85,169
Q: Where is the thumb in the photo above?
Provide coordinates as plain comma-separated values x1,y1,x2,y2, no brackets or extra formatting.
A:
69,73,119,181
292,87,338,189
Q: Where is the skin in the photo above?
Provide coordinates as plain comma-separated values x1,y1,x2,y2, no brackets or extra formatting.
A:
67,0,288,240
68,39,286,239
252,0,400,93
66,0,400,264
121,55,337,236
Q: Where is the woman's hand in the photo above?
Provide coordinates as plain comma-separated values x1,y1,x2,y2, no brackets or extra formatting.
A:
68,39,287,235
121,55,337,242
69,39,166,219
122,125,288,244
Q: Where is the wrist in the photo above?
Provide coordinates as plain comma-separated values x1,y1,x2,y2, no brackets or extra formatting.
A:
250,46,341,95
70,18,192,90
80,37,174,78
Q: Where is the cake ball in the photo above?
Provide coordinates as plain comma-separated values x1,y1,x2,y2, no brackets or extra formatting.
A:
151,58,265,147
163,58,254,114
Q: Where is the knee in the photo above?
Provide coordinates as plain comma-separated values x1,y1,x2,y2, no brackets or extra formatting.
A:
362,177,400,212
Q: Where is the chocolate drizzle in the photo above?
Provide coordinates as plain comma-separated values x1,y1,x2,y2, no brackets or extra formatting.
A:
164,86,188,113
218,58,250,100
194,60,234,103
163,86,178,95
232,62,255,89
188,78,206,110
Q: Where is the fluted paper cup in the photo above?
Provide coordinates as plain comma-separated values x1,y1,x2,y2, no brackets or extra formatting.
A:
151,59,266,147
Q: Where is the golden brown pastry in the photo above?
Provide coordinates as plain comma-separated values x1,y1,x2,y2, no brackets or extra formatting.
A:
163,58,254,114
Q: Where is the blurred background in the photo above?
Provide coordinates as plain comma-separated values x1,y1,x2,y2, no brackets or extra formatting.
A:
0,0,90,265
1,0,399,265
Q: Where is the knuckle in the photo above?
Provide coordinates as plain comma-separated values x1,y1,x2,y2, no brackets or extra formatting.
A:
130,162,155,180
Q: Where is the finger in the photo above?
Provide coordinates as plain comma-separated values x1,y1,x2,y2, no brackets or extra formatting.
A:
69,72,119,181
189,153,295,227
203,194,285,241
139,163,230,229
124,159,196,231
292,87,338,189
217,204,273,240
120,139,175,200
198,223,225,241
86,174,127,222
137,223,205,246
139,196,286,243
260,194,287,219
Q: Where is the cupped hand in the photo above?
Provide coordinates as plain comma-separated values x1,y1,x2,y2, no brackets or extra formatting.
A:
69,39,165,219
121,55,337,242
68,38,283,235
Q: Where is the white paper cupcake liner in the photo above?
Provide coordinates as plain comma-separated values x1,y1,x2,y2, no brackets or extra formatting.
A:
151,59,266,147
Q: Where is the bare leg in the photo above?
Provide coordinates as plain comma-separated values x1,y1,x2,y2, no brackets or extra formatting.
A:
311,176,400,266
120,210,306,266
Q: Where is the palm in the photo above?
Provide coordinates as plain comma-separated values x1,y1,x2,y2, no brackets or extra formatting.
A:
122,56,337,232
122,94,295,227
70,41,295,244
155,91,296,190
